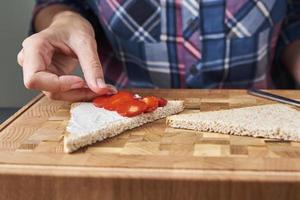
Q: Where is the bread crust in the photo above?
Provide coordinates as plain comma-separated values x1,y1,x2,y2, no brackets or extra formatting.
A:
167,104,300,141
64,101,184,153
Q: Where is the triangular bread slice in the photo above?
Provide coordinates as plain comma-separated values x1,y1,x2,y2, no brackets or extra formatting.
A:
65,100,184,153
167,104,300,141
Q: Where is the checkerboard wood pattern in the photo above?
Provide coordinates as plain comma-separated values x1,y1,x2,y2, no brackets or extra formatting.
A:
1,89,300,171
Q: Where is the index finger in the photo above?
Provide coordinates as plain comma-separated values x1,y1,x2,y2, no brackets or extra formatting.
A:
22,40,84,92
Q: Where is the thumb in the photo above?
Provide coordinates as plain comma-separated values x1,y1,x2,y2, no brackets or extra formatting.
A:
70,34,116,94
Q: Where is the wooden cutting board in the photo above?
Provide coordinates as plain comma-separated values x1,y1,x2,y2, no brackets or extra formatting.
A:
0,89,300,200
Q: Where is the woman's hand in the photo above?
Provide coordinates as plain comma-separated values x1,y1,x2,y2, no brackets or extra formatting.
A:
18,10,117,102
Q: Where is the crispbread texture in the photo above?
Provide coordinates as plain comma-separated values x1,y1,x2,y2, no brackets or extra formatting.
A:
167,104,300,141
65,100,184,153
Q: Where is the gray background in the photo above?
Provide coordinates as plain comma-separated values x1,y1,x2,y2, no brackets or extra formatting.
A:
0,0,36,108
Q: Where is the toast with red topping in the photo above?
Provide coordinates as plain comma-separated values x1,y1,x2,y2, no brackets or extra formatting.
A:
64,92,184,153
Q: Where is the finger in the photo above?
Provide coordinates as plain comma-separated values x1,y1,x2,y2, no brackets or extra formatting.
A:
81,82,118,95
25,71,86,92
22,37,53,89
70,34,110,94
106,84,118,94
43,88,101,102
22,38,83,92
17,49,24,66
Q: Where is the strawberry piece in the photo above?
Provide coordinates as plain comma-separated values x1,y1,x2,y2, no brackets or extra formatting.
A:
93,91,165,117
92,95,111,108
158,97,167,107
116,99,147,117
141,96,159,112
104,91,135,111
104,102,118,111
110,91,134,100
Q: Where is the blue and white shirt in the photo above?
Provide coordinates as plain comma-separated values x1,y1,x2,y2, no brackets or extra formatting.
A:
33,0,300,88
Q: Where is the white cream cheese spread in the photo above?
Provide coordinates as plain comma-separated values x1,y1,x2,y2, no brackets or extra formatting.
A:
66,103,125,135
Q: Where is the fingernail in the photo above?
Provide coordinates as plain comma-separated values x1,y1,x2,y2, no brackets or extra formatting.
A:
71,82,84,89
107,84,118,94
97,79,106,88
111,89,118,94
108,90,117,95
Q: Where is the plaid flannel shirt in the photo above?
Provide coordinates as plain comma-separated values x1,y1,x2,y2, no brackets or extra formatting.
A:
33,0,300,89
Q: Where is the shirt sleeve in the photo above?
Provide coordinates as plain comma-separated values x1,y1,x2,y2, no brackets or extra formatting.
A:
272,0,300,88
30,0,93,34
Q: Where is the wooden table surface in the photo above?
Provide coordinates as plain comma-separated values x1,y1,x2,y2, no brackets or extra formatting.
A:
0,89,300,200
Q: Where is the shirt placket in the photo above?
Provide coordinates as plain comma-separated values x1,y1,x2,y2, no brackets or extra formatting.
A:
189,0,228,88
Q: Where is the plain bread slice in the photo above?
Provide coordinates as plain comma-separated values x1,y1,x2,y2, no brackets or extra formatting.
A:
167,104,300,141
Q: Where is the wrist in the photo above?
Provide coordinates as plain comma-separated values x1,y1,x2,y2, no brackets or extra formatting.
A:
52,10,82,22
35,4,75,32
50,10,95,37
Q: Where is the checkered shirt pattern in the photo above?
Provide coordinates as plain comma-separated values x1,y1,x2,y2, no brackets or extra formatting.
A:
33,0,300,89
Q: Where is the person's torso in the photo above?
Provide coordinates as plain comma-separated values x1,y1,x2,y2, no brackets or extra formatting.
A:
88,0,287,89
